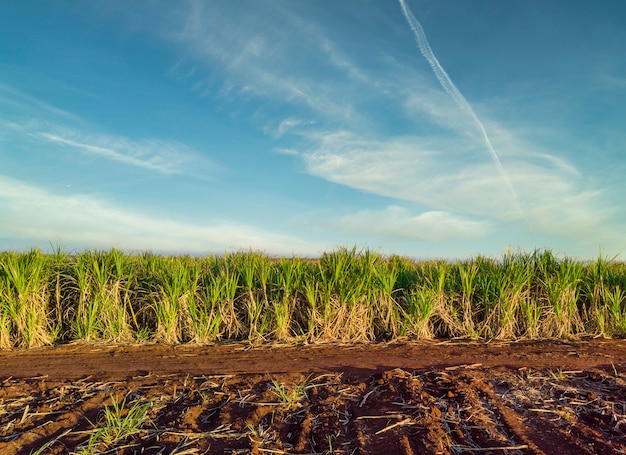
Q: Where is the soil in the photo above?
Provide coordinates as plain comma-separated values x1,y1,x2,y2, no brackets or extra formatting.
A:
1,339,626,454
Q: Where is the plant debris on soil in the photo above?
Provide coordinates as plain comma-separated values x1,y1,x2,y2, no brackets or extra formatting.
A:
2,339,626,454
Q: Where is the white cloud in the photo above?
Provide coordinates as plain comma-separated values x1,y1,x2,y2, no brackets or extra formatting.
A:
0,175,323,255
335,206,491,242
0,83,80,122
300,130,615,241
165,2,380,130
263,118,314,139
151,2,625,253
0,117,213,176
301,131,513,215
0,83,214,177
273,148,299,156
162,2,609,236
37,131,197,175
403,90,477,137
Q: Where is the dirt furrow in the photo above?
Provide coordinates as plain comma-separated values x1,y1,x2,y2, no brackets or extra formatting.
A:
2,341,626,453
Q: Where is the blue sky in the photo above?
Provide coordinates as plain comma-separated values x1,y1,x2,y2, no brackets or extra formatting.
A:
1,0,625,259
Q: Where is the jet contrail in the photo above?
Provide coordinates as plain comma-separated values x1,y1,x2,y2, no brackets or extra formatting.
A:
398,0,524,219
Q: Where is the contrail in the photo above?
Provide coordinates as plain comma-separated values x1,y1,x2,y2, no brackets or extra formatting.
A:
398,0,524,219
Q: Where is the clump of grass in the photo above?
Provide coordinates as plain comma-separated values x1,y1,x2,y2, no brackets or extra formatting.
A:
475,252,534,339
371,255,402,339
271,257,305,341
584,254,626,337
269,375,310,410
457,261,479,337
305,247,379,342
70,249,137,342
412,260,452,338
540,255,585,338
233,251,273,341
604,287,626,336
404,285,438,339
152,256,199,343
188,258,224,343
0,249,55,348
78,395,152,454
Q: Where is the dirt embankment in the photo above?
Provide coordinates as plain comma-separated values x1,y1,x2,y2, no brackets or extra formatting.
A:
1,340,626,454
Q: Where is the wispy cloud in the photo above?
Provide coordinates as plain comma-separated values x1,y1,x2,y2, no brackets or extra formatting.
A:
156,1,623,251
165,2,382,130
398,0,523,218
37,131,199,175
335,206,490,242
0,84,215,177
0,83,81,122
0,175,323,255
273,148,299,156
597,69,626,90
301,131,508,215
300,129,614,239
263,118,315,139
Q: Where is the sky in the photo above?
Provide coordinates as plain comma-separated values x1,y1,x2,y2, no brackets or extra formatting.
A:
1,0,625,259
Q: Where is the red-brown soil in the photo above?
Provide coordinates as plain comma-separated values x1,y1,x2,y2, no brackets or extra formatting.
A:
1,339,626,454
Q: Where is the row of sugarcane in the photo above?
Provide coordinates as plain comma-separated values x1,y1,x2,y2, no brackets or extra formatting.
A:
1,246,625,348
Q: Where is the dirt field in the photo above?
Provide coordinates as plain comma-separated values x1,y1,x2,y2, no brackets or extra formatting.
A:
2,339,626,454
